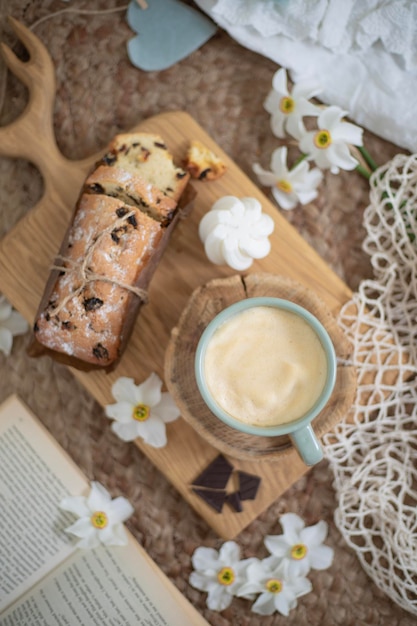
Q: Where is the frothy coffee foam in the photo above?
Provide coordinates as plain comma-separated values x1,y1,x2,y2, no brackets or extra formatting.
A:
204,306,328,427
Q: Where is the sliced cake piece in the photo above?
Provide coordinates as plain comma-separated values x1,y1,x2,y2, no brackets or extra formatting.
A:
84,166,178,225
104,132,190,201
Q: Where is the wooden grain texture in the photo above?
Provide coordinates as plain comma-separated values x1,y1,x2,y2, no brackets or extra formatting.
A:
0,19,354,538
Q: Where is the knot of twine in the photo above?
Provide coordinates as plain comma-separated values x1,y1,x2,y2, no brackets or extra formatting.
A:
49,209,148,317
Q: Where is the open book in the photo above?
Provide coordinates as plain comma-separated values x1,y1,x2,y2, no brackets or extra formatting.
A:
0,395,208,625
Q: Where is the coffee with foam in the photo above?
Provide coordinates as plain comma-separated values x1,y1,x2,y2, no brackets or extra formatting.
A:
203,306,328,427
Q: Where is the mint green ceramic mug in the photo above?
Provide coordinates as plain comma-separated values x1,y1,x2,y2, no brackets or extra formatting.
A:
194,297,337,466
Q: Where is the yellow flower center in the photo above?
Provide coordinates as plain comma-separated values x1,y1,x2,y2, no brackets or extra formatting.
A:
291,543,308,560
90,511,108,529
132,403,150,421
266,578,282,594
314,129,332,149
276,179,293,194
217,566,235,586
279,96,295,114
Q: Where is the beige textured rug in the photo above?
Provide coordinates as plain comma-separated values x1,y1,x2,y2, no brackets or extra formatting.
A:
0,2,414,624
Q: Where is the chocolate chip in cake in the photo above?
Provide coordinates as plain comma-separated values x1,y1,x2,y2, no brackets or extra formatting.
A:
116,207,129,218
176,171,187,179
111,225,127,243
88,183,105,194
154,141,167,149
92,343,109,360
102,152,117,166
198,168,211,180
83,297,104,311
127,214,138,228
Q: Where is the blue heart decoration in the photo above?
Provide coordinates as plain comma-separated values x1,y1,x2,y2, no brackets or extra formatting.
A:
126,0,217,72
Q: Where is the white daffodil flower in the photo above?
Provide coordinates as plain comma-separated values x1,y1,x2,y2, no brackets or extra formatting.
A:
264,68,322,140
299,105,364,174
59,481,134,549
0,295,28,356
199,196,274,270
253,147,323,210
189,541,256,612
105,373,180,448
238,558,312,616
264,512,334,578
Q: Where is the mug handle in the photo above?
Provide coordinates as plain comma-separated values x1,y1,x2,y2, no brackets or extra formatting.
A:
289,424,323,466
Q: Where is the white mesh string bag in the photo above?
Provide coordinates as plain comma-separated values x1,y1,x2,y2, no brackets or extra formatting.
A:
324,153,417,615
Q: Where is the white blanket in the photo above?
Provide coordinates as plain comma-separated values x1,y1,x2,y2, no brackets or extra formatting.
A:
195,0,417,153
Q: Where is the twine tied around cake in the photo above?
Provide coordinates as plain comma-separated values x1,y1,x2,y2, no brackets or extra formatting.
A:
49,209,149,317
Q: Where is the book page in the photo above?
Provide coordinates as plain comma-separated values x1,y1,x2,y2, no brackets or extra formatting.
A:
0,395,208,625
1,533,208,625
0,396,88,613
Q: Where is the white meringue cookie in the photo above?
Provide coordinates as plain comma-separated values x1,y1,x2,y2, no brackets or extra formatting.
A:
198,196,274,271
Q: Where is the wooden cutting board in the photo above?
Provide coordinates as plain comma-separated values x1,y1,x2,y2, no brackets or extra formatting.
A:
0,19,354,538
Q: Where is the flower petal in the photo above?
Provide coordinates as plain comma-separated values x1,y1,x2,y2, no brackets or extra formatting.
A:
105,401,134,423
100,523,129,546
138,415,167,448
271,187,299,210
2,311,28,336
252,592,277,616
271,68,289,96
300,520,328,546
270,146,289,177
219,541,241,564
65,517,95,539
327,142,359,171
207,585,232,612
280,513,305,542
332,120,363,146
189,571,214,592
108,496,134,524
0,328,13,356
252,164,279,188
264,535,289,558
308,545,334,570
139,372,162,406
59,495,90,518
274,590,294,616
153,392,180,423
192,546,220,572
76,531,101,550
0,298,12,321
270,113,286,139
319,105,347,130
263,89,280,115
287,556,310,578
111,377,138,403
111,420,139,442
87,481,111,511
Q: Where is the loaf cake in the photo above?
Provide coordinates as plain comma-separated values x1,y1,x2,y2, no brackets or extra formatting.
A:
30,132,193,370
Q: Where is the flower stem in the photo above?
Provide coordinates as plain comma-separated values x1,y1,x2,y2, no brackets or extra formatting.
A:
356,146,378,172
291,153,308,169
355,163,371,180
